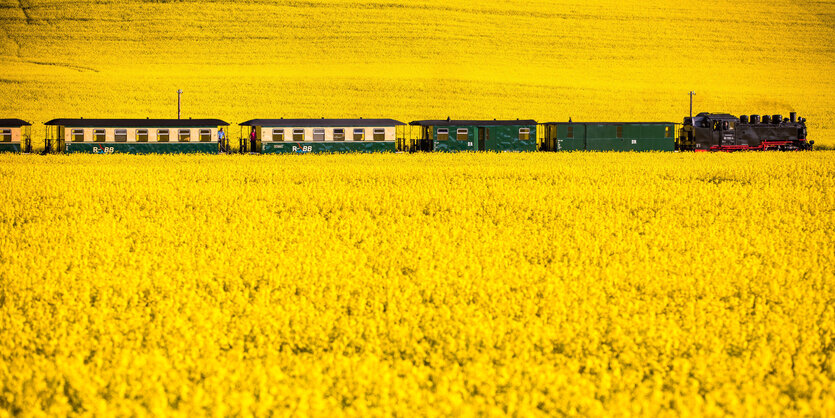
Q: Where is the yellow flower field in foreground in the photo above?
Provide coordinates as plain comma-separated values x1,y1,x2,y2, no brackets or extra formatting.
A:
1,152,833,415
1,0,833,147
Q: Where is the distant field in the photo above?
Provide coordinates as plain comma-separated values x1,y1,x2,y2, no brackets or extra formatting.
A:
0,0,833,147
1,152,833,414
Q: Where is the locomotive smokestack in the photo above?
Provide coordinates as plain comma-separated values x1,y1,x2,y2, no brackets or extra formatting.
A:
790,112,797,123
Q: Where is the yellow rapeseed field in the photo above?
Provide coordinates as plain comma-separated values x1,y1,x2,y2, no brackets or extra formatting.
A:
1,152,834,415
0,0,833,147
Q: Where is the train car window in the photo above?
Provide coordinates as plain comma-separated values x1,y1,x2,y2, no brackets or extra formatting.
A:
456,128,468,141
157,129,169,142
519,128,531,140
114,129,127,142
272,129,284,141
373,128,386,141
178,129,190,142
293,129,305,141
313,129,325,141
0,129,11,142
567,126,574,138
136,129,148,142
72,129,84,142
93,129,106,142
333,128,345,141
616,126,623,138
199,129,212,142
665,126,672,138
353,128,365,141
436,128,449,141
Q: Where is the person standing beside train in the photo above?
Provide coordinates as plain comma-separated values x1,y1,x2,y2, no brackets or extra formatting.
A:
249,127,257,153
218,128,226,152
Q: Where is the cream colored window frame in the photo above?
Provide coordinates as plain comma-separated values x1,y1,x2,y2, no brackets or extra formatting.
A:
353,128,365,141
136,129,148,142
272,129,284,141
93,129,106,142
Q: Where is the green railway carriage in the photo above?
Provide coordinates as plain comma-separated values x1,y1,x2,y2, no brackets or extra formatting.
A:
406,120,537,152
0,119,32,153
239,119,404,154
541,122,676,152
43,119,229,154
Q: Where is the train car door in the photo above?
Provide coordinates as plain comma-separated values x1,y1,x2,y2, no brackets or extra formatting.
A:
56,125,65,153
477,127,487,151
421,126,433,152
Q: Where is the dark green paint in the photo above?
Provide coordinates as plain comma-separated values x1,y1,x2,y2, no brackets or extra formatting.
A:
423,124,537,152
261,141,395,154
64,142,219,154
544,123,675,152
0,143,21,153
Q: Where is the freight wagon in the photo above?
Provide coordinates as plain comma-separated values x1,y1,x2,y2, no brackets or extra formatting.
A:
541,122,676,152
43,119,229,154
0,119,32,153
238,119,404,154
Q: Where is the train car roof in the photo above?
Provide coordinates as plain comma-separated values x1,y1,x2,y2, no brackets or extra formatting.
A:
240,119,405,127
0,119,31,127
410,120,537,126
44,118,229,127
543,121,676,125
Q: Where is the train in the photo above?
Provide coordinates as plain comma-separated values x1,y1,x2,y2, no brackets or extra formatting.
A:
0,111,813,154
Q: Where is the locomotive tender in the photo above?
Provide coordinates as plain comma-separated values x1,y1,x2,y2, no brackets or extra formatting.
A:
0,110,813,154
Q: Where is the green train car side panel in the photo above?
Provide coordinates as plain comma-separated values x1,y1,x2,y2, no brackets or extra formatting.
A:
432,125,536,152
557,124,586,151
546,123,674,151
0,143,21,153
432,138,472,152
65,142,219,154
262,141,395,154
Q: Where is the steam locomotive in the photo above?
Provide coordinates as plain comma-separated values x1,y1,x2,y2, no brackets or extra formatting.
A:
677,111,812,151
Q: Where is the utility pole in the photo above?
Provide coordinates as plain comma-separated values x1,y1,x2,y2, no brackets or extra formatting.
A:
177,89,183,119
689,91,696,123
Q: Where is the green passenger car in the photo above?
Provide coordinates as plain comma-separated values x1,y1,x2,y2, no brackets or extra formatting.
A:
542,122,676,152
406,120,537,152
44,119,229,154
0,119,32,153
239,119,404,154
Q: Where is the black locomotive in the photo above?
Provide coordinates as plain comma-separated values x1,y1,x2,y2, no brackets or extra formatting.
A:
677,112,812,151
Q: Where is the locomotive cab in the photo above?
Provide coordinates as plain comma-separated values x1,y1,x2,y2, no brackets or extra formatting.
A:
677,113,739,151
